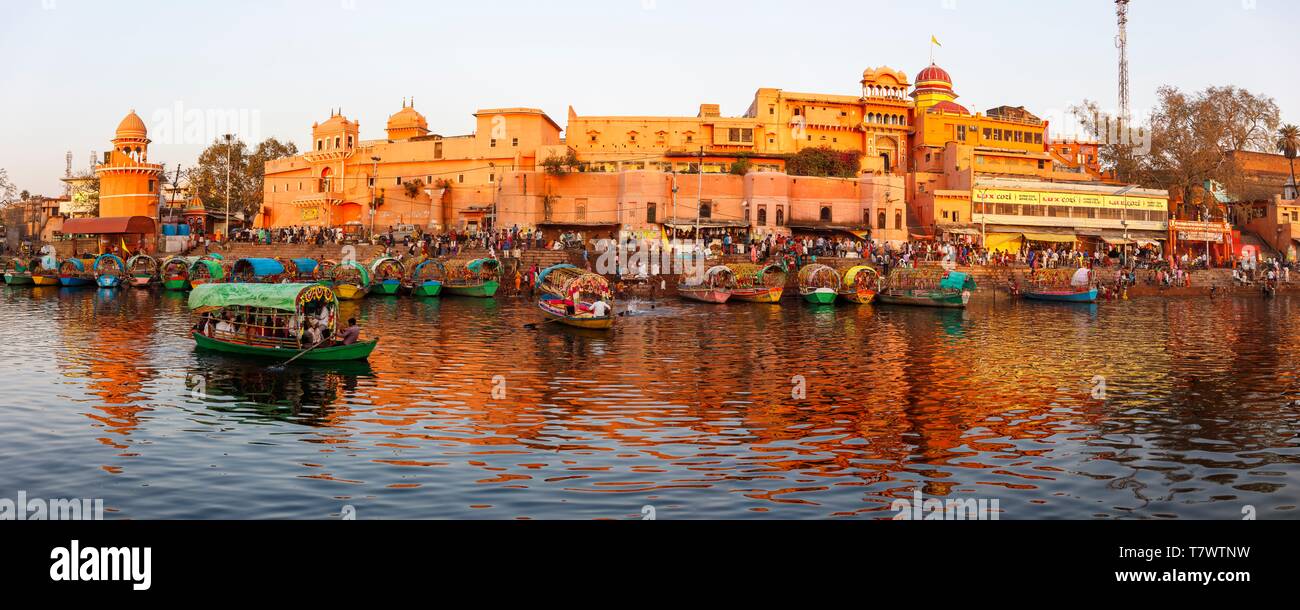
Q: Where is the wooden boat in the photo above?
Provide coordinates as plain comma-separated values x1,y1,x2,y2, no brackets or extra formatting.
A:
838,265,880,304
727,263,786,303
93,254,127,288
442,257,500,297
877,267,975,308
798,264,842,305
1022,267,1098,303
161,256,196,291
677,265,733,303
313,259,338,287
330,261,370,300
189,282,377,362
126,254,159,287
368,257,405,296
284,258,319,282
58,258,95,287
188,257,229,289
536,264,614,330
2,257,33,286
232,258,292,283
30,253,60,286
409,259,444,297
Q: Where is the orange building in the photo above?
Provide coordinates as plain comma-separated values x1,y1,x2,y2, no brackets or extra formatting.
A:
59,111,164,253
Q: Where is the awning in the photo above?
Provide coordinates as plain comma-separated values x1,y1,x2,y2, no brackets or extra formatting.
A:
942,228,982,236
1022,233,1078,244
1135,239,1162,248
61,216,155,235
1102,237,1134,246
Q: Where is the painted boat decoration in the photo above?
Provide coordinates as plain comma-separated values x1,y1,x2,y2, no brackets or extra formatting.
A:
798,264,842,305
231,258,291,283
126,254,159,287
726,263,786,303
1023,267,1098,303
878,267,975,308
189,282,376,362
330,260,371,300
1,257,34,286
678,265,733,304
58,258,95,287
188,257,229,289
409,259,444,297
93,254,127,288
536,264,614,330
161,256,197,290
30,252,61,286
839,265,881,304
368,257,405,296
442,257,500,297
285,258,319,282
313,259,338,287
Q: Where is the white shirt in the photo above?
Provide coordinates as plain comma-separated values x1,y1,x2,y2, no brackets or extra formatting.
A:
591,300,611,318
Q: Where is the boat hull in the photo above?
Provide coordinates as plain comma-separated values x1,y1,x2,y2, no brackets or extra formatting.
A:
59,277,92,287
412,282,442,297
333,283,370,300
538,301,614,330
130,275,155,288
32,275,60,286
371,280,402,296
877,290,968,308
193,332,377,362
839,289,877,304
164,278,189,291
1023,289,1098,303
96,276,122,288
801,289,838,304
678,287,731,303
4,273,33,286
731,287,784,303
444,281,499,298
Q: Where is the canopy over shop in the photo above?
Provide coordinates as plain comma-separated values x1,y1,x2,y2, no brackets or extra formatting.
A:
60,216,157,255
1168,219,1236,266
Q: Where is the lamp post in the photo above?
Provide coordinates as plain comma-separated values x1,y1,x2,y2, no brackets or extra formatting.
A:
370,156,380,241
223,133,233,241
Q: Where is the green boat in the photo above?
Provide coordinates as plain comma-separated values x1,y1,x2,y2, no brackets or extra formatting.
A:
409,260,444,297
369,257,405,296
798,264,841,305
442,258,501,298
877,268,976,309
2,257,34,285
188,282,377,362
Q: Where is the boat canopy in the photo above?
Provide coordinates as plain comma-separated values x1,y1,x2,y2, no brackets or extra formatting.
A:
127,254,159,273
331,260,371,286
466,258,500,273
369,257,405,281
189,283,337,313
683,265,734,288
189,259,227,281
797,264,841,290
537,264,611,298
94,253,126,273
726,263,786,288
59,258,87,272
939,271,977,292
413,259,445,281
841,266,880,290
232,258,286,279
291,258,319,275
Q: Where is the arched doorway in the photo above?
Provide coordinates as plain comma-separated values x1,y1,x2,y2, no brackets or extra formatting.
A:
336,202,363,224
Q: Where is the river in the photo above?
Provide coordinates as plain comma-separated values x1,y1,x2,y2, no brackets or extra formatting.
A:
2,285,1298,519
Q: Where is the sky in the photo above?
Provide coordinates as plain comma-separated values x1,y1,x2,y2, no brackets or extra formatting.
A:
1,0,1297,195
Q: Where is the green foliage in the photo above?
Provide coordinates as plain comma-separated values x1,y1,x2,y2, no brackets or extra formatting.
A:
542,149,584,176
785,146,863,178
729,158,753,176
189,136,299,217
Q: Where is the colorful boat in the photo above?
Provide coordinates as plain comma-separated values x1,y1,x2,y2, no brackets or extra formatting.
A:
285,258,319,282
93,254,127,288
58,258,95,287
727,263,786,303
189,282,377,362
1023,267,1098,303
536,264,614,330
677,265,733,304
161,256,197,290
30,252,61,286
313,259,338,287
125,254,159,288
409,259,445,297
2,257,33,286
368,257,405,295
877,267,975,308
442,258,500,297
231,258,291,283
839,265,881,304
189,258,228,289
330,261,370,300
798,264,842,305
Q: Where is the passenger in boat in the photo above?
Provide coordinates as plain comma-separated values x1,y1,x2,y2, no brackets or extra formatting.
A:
214,313,235,339
338,318,361,346
591,299,611,319
303,318,324,346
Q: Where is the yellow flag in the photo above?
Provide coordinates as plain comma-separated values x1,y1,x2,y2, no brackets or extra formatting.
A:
120,237,131,257
931,35,941,47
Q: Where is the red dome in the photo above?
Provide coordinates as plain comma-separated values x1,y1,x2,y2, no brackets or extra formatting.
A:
931,101,970,115
915,63,952,85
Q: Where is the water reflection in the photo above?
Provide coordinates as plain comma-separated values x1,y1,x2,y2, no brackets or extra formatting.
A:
1,285,1298,519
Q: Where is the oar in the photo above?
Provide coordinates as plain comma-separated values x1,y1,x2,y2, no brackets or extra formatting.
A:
269,340,326,371
524,317,565,330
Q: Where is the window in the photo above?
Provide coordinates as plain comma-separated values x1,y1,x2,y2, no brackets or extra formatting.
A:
368,176,375,188
512,138,519,147
434,142,443,159
316,140,323,151
1038,160,1045,170
957,125,967,141
1034,133,1043,144
878,211,887,229
458,175,464,184
776,208,785,226
489,173,495,183
576,198,587,221
396,177,402,186
685,135,694,144
820,206,832,222
699,200,712,219
895,212,902,230
983,128,991,140
942,210,950,220
590,135,598,143
952,211,960,223
647,202,656,224
149,180,156,192
347,136,353,148
758,207,767,225
426,176,432,183
490,139,497,148
334,137,340,148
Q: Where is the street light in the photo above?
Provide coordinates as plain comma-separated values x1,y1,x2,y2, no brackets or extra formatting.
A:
223,133,234,241
370,156,381,240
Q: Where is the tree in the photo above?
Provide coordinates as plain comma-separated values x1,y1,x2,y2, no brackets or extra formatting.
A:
541,149,583,176
403,179,425,199
0,168,15,204
729,158,753,176
187,136,297,219
1276,124,1299,196
786,146,863,178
